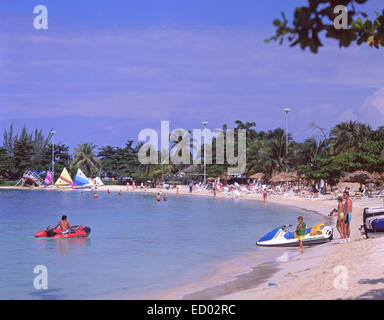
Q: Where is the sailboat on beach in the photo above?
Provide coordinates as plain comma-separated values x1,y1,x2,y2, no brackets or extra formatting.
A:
72,168,92,189
54,168,73,187
44,170,52,184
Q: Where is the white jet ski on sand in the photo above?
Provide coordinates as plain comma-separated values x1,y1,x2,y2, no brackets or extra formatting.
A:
256,224,333,247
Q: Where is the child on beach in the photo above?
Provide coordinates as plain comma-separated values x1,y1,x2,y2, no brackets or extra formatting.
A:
296,216,306,253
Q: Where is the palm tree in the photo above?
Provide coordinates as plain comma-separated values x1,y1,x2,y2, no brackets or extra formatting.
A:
258,129,289,175
70,143,101,177
234,120,257,142
330,121,372,154
298,136,329,167
169,129,198,167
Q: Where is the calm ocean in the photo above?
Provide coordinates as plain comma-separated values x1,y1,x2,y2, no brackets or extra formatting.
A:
0,189,327,299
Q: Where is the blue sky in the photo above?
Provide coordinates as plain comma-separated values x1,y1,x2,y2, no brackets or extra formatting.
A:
0,0,383,149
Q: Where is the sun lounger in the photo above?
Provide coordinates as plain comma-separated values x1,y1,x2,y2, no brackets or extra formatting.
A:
373,189,384,199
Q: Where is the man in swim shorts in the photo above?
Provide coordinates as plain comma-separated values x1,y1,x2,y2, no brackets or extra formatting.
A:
54,215,75,234
296,216,306,253
343,191,353,242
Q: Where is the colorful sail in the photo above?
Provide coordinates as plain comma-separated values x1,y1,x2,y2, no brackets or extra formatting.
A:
44,170,53,184
72,169,90,186
93,177,104,186
54,168,73,186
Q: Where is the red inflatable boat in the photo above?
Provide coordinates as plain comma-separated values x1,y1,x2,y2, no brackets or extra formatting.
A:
34,225,91,239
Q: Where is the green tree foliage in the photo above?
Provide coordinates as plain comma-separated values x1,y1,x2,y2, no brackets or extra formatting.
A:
267,0,384,53
98,141,146,181
298,158,343,188
0,147,13,179
332,140,384,173
70,143,101,177
1,119,383,186
40,143,72,176
12,137,34,178
329,120,372,153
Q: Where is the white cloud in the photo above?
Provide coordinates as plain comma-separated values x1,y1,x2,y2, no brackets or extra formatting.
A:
361,87,384,116
339,108,357,122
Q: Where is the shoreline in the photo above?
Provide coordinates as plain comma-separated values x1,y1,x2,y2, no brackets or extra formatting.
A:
2,185,384,299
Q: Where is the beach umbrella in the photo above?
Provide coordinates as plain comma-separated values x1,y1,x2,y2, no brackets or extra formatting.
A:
269,172,294,183
249,173,265,179
207,177,216,182
367,172,383,184
343,171,372,184
220,172,233,184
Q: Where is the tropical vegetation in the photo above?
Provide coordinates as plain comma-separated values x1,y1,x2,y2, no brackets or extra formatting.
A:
1,120,383,187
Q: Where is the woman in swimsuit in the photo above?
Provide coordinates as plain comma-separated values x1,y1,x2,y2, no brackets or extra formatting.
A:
336,196,345,239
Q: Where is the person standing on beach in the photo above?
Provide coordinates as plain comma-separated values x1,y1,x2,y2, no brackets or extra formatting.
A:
263,189,268,202
296,216,306,253
335,196,345,240
343,191,353,242
189,181,193,193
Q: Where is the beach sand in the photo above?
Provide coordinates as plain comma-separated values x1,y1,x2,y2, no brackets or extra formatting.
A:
2,185,384,300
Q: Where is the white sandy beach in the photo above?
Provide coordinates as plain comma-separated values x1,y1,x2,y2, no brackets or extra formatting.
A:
2,185,384,300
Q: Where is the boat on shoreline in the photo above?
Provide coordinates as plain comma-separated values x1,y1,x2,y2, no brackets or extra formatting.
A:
256,224,333,247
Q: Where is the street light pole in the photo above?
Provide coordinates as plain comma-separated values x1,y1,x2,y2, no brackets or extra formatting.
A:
50,130,56,184
283,108,291,172
202,121,208,184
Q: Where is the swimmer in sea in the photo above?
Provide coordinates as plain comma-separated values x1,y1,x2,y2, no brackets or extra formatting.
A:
156,193,161,201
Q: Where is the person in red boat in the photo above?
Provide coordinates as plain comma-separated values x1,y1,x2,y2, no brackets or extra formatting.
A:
54,215,75,234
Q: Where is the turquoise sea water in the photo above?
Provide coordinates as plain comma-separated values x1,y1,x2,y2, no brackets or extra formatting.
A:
0,189,327,299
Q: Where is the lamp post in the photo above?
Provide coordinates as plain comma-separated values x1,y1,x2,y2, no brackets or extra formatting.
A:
283,108,291,172
202,121,208,184
50,130,56,184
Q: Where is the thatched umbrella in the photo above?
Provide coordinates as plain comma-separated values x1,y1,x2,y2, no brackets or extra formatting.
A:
249,173,264,179
269,172,294,183
220,172,230,181
343,171,372,184
207,177,216,182
368,172,383,184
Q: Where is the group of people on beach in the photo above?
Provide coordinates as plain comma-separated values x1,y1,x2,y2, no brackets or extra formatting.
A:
332,191,353,242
